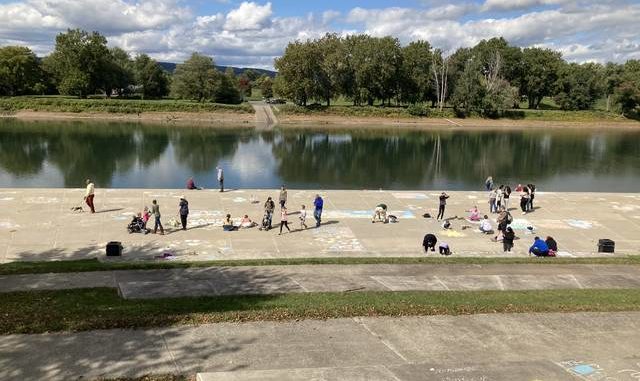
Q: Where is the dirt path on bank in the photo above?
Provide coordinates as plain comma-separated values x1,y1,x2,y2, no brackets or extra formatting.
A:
2,109,639,130
278,114,640,130
1,110,255,126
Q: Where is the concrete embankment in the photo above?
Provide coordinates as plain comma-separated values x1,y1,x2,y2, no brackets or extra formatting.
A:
0,189,638,262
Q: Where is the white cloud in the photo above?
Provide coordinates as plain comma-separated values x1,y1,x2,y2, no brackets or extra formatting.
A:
0,0,638,68
224,1,273,31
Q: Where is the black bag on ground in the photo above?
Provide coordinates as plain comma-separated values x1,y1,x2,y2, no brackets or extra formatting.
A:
106,241,123,256
597,239,615,253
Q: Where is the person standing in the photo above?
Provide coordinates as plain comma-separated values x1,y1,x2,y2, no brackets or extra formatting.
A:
178,196,189,230
496,185,504,212
520,189,529,215
503,227,515,252
503,185,511,211
279,185,287,208
84,179,95,213
216,166,224,192
437,192,449,220
279,206,291,235
313,194,323,227
264,197,275,230
151,199,164,235
299,204,308,230
527,184,536,211
488,188,497,214
485,176,494,191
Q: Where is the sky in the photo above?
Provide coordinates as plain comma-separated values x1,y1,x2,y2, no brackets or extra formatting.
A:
0,0,639,69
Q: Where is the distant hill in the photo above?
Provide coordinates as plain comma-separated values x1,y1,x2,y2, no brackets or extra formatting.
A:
158,62,276,77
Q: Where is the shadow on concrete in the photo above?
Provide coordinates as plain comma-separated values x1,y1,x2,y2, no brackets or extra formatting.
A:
0,324,253,380
96,208,125,214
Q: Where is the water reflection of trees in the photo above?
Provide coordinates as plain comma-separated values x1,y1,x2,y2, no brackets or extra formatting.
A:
0,120,170,187
170,127,249,173
270,129,640,188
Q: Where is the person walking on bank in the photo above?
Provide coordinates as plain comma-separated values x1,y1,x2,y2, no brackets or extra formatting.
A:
84,179,96,213
279,206,291,235
216,166,224,192
151,199,164,235
279,185,288,208
437,192,449,220
178,196,189,230
314,194,323,227
299,204,308,230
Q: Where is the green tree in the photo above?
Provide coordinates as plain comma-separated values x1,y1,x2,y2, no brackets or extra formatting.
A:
133,54,169,99
554,62,603,110
520,47,563,109
450,49,484,115
43,29,112,97
260,76,274,98
0,46,42,96
614,60,640,115
171,53,219,101
274,41,321,105
104,47,134,97
214,67,242,104
401,40,434,104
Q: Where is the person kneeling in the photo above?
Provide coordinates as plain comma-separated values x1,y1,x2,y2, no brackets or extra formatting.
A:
438,242,451,256
529,236,549,257
422,233,437,253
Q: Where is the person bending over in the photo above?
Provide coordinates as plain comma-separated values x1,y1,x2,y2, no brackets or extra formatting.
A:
529,236,550,257
423,233,437,253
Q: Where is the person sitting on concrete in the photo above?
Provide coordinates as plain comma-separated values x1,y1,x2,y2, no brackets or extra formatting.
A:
545,236,558,257
529,236,550,257
372,203,388,223
467,206,481,221
240,214,257,229
438,242,451,256
479,215,493,234
503,227,515,252
186,177,199,190
442,220,452,230
422,233,437,252
223,214,238,231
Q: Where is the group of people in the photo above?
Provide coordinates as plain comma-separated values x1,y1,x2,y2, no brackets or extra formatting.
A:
258,187,324,235
127,196,190,235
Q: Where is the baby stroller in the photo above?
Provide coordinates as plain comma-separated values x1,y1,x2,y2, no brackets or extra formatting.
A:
259,211,272,231
127,216,147,234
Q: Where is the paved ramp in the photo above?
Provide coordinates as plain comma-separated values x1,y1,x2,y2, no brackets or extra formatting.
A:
250,101,277,129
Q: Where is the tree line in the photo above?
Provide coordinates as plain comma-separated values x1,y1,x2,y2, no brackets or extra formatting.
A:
274,34,640,116
0,29,274,104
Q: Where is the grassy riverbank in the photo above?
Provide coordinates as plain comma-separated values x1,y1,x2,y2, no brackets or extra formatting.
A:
0,96,254,114
275,104,633,123
2,257,639,275
3,287,640,334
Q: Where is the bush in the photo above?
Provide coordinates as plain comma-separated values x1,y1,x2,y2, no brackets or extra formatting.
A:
407,104,430,117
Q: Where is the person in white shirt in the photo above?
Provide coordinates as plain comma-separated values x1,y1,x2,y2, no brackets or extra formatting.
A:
84,179,95,213
216,166,224,192
299,205,308,230
479,215,493,234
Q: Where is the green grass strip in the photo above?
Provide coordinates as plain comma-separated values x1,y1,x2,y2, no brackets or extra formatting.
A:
2,288,640,334
2,256,640,276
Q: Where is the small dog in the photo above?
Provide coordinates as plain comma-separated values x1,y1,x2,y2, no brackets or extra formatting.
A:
70,206,84,212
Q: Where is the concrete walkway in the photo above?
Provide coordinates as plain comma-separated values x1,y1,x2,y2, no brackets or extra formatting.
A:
2,312,640,380
3,264,640,299
249,101,277,129
0,189,639,263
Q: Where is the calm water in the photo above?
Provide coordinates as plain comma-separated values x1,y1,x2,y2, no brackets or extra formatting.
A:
1,119,640,191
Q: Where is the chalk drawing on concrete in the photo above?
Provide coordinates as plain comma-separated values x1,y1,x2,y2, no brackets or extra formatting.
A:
24,196,59,204
535,219,572,230
313,226,364,252
406,204,423,211
0,221,19,229
323,210,415,219
613,204,640,212
467,195,478,199
442,230,466,238
555,251,575,258
144,192,180,198
565,219,594,229
187,210,226,230
392,192,429,200
0,197,14,201
509,218,534,231
232,197,246,203
557,360,609,379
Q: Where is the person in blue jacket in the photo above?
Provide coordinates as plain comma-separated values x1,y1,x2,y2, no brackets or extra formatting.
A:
313,194,323,227
529,236,549,256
